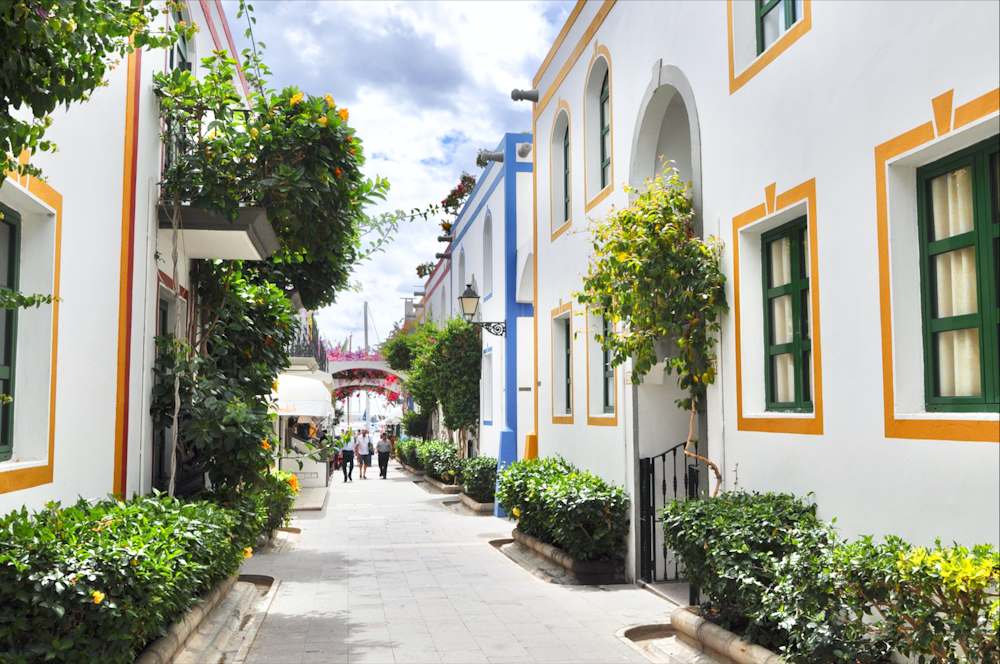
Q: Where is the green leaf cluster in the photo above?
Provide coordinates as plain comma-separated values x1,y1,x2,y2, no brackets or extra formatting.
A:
400,409,430,439
394,438,420,469
0,493,257,663
460,455,497,504
415,440,462,485
0,0,182,181
576,169,728,412
150,262,297,499
497,456,629,563
383,318,482,433
0,291,59,310
154,47,393,310
662,491,1000,662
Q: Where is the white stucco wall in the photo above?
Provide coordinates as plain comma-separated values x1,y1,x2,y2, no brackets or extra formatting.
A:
531,0,1000,551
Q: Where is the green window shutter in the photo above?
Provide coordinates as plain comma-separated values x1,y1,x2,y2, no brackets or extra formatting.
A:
600,72,611,190
0,202,21,461
762,216,812,412
602,316,614,413
916,135,999,412
563,126,571,223
565,318,572,413
755,0,799,55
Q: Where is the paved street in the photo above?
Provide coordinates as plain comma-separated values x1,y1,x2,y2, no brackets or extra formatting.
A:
241,463,676,663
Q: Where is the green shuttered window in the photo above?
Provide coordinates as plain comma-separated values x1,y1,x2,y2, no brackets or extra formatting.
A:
755,0,802,55
762,217,812,412
0,203,20,461
917,136,1000,412
599,72,611,190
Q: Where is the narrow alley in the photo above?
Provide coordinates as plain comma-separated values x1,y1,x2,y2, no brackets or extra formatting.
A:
239,464,675,664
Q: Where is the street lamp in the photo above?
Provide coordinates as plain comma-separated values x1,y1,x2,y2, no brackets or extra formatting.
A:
457,284,506,337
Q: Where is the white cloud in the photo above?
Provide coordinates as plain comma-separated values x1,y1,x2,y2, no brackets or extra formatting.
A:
221,0,572,349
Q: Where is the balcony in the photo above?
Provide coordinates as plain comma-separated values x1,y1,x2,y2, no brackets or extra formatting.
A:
287,315,328,373
157,205,280,261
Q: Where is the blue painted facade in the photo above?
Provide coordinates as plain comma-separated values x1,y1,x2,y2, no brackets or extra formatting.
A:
446,133,533,516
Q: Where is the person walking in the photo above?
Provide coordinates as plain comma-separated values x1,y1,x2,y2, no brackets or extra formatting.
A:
341,430,355,482
376,432,392,479
358,429,374,479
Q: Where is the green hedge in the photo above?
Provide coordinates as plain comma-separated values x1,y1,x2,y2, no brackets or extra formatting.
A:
395,439,421,469
0,494,258,664
663,492,1000,663
416,440,461,484
497,456,629,563
460,456,497,503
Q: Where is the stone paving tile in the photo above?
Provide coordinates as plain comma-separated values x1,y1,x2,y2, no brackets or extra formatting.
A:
243,463,676,664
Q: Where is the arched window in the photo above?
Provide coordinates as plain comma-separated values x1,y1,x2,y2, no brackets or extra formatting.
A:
585,53,612,204
458,250,466,295
550,107,571,236
483,214,493,296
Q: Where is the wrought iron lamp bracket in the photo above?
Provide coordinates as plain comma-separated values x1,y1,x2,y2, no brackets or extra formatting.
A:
471,321,506,337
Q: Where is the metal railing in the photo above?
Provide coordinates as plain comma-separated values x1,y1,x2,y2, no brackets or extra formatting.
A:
639,440,702,601
287,316,328,372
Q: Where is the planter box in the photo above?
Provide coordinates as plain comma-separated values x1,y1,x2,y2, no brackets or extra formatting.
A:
511,528,623,584
134,574,239,664
399,461,425,476
424,475,464,494
459,492,495,513
669,606,785,664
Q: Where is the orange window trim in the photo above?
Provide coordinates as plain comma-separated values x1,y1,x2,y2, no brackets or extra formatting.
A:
551,300,574,425
583,44,614,213
0,172,62,495
732,178,824,435
584,310,618,427
550,99,573,242
875,88,1000,443
727,0,812,95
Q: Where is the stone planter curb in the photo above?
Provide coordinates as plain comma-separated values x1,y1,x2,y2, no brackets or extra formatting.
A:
458,492,495,513
669,606,785,664
423,475,464,494
134,574,239,664
398,461,425,476
511,528,623,582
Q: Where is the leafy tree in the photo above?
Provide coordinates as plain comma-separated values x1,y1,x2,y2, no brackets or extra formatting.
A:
0,0,182,181
429,318,481,432
576,169,728,494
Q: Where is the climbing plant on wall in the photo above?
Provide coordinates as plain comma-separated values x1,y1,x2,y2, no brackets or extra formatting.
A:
576,169,728,494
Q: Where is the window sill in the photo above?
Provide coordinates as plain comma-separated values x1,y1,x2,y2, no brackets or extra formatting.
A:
895,411,999,421
0,457,48,472
584,183,614,213
742,411,816,420
551,220,572,241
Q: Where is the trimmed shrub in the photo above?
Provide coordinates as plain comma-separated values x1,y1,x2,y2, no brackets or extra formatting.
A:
497,456,629,563
460,456,497,503
663,492,999,663
395,439,420,469
260,469,298,536
401,409,429,439
417,440,461,484
0,494,254,664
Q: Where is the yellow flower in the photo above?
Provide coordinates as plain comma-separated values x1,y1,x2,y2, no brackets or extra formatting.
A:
262,440,271,451
512,507,520,517
318,117,327,126
290,92,304,105
92,591,105,604
338,108,349,122
250,127,259,139
243,547,254,559
324,94,335,106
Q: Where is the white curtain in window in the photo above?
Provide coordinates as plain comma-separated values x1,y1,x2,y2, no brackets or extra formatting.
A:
773,353,794,402
770,236,791,287
937,329,981,397
930,167,980,396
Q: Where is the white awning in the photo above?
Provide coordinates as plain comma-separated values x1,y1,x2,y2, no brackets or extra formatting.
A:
270,373,336,418
384,405,405,425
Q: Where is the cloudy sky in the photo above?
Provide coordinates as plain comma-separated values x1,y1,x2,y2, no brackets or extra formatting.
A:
221,0,573,353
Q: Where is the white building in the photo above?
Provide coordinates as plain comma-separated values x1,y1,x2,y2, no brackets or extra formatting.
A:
527,0,999,581
0,2,273,512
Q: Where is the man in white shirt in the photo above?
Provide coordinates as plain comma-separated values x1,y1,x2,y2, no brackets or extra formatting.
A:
357,429,374,479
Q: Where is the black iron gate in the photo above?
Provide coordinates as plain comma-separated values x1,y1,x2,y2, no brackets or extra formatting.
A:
639,441,701,599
